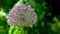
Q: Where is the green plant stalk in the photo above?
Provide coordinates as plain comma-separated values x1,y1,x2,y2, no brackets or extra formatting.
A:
19,0,24,4
9,26,26,34
9,26,15,34
13,26,25,34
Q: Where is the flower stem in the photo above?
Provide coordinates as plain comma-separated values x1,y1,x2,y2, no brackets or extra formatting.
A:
19,0,24,4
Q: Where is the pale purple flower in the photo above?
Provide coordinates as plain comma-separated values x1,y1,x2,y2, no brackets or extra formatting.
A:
7,4,37,27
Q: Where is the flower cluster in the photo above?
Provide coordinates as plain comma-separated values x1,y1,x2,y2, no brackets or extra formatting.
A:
7,4,37,27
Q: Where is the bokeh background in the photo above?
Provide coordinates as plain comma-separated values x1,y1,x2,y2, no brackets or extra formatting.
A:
0,0,60,34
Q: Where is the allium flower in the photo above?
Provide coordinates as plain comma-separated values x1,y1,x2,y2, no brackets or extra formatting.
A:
7,4,37,27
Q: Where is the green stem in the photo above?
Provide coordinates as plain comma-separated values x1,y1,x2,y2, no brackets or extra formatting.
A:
12,26,25,34
19,27,24,34
19,0,24,4
9,26,15,34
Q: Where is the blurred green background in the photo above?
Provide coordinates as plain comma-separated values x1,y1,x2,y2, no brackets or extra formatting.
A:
0,0,60,34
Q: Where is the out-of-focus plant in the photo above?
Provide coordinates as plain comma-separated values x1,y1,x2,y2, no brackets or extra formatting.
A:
0,7,8,34
1,0,60,34
7,0,38,34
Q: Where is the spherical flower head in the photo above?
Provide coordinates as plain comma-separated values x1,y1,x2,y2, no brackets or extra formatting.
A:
7,4,37,27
